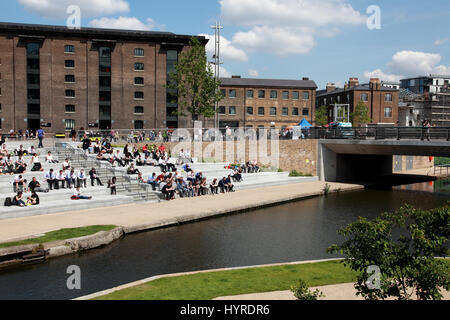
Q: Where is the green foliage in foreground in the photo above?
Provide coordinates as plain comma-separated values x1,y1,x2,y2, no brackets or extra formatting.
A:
291,279,325,300
0,226,117,249
289,170,313,177
328,203,450,300
95,260,357,300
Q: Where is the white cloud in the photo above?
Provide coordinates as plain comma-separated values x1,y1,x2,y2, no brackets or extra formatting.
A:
364,69,403,82
89,17,164,31
199,34,248,62
248,69,259,77
219,0,366,56
219,66,232,78
17,0,129,18
434,38,448,46
220,0,365,28
364,50,450,81
232,26,316,56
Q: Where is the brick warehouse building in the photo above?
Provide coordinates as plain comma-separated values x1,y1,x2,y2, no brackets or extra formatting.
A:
0,22,207,133
316,77,399,125
218,76,317,129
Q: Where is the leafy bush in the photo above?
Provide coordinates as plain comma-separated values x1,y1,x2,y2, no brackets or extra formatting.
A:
291,279,325,300
289,170,313,177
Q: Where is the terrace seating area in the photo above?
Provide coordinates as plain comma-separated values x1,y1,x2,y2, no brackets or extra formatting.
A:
0,138,317,219
0,141,150,220
84,140,318,201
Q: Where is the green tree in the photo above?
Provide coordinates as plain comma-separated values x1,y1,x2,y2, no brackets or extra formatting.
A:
165,37,224,126
327,204,450,300
351,101,372,126
315,105,329,126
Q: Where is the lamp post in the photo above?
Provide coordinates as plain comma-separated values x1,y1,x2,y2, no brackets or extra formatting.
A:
210,21,223,129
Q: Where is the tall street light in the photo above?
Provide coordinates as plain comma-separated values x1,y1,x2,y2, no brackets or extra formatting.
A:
210,21,223,129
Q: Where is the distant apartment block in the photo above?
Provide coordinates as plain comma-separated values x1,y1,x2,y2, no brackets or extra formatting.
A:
316,77,399,125
218,76,317,129
400,74,450,95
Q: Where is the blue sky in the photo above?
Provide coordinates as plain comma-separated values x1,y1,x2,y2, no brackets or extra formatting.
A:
1,0,449,89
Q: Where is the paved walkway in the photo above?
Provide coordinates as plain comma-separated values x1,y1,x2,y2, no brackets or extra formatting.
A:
215,284,450,300
0,181,362,243
397,166,450,178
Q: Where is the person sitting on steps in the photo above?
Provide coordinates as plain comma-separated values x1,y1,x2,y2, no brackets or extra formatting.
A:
12,191,26,207
26,191,40,206
71,186,92,200
89,168,103,187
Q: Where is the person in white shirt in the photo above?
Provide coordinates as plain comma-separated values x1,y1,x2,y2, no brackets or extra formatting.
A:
55,170,66,189
13,174,26,193
28,146,37,156
30,154,42,171
64,169,74,188
44,169,56,190
62,159,71,170
77,169,87,188
184,149,192,163
158,157,167,172
45,151,58,164
71,187,92,200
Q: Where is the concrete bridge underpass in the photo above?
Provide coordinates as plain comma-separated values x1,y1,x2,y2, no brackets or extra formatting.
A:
318,139,450,183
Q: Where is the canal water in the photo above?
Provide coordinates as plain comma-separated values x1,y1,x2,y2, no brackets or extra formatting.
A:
0,179,448,300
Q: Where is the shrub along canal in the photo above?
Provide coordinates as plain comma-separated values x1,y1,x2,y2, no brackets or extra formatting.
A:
0,179,448,300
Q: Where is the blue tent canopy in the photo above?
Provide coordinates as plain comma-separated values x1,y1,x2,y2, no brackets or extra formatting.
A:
298,119,312,128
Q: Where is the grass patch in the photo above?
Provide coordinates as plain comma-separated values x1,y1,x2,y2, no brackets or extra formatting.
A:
0,225,117,249
95,260,357,300
289,170,313,177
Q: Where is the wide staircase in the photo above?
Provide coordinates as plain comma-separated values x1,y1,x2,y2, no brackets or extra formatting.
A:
0,142,160,220
0,140,318,220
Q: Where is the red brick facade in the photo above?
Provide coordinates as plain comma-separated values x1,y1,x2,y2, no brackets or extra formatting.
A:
0,23,204,133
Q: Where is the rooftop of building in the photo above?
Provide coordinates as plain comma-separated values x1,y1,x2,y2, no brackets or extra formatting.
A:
317,82,397,97
0,21,206,44
401,74,450,81
219,76,317,89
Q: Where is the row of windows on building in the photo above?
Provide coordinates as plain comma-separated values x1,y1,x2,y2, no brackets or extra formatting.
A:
320,93,394,105
62,89,149,101
63,61,145,72
219,106,310,117
65,45,146,57
63,119,145,130
62,104,144,115
222,89,310,100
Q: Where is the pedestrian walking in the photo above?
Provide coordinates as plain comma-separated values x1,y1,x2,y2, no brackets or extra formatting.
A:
37,127,45,148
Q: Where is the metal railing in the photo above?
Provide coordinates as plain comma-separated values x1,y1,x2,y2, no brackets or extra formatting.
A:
72,126,450,142
434,165,450,177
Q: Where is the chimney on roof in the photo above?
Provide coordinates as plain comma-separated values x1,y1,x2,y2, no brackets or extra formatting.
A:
369,78,381,91
326,83,336,93
232,75,241,78
344,82,349,90
302,77,309,81
348,77,359,88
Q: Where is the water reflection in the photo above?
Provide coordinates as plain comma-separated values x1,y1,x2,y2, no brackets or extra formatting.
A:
0,184,448,300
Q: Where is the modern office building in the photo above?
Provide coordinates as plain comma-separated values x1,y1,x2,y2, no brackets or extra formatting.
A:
400,74,450,95
0,22,207,133
316,77,399,125
217,76,317,129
